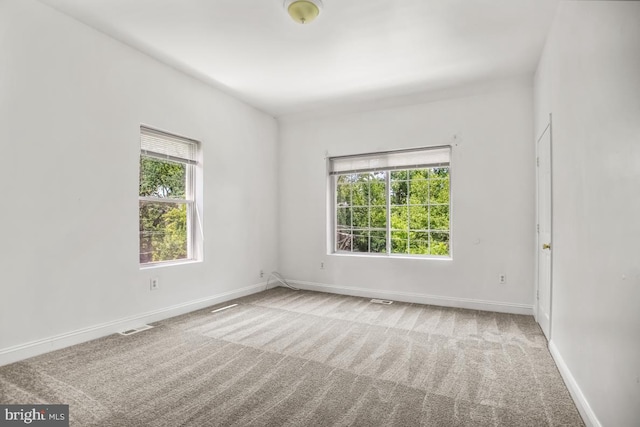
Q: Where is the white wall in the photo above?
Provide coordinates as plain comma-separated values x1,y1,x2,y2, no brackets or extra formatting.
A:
278,80,535,313
0,0,278,361
534,2,640,426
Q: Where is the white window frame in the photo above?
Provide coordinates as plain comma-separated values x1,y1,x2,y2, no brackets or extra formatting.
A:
328,146,452,259
139,126,202,267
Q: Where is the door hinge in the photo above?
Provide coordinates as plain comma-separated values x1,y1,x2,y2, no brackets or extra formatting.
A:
537,290,539,300
537,224,540,232
536,157,540,167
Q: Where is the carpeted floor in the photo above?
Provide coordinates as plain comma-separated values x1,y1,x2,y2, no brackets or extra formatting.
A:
0,288,584,426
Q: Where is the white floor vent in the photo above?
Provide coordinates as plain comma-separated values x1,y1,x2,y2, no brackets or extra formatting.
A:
370,299,394,305
119,325,153,336
211,303,238,314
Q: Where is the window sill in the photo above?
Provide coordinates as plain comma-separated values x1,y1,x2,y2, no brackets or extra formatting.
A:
329,252,452,261
140,259,202,270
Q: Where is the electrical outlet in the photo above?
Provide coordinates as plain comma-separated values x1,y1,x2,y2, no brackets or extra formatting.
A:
150,278,159,291
498,273,507,285
320,262,325,270
260,270,264,278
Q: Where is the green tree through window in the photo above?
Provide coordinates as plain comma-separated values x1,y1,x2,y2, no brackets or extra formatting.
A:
331,147,451,257
139,127,199,265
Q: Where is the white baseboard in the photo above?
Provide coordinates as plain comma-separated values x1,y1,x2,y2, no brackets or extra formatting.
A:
0,282,267,367
286,280,534,315
549,340,601,427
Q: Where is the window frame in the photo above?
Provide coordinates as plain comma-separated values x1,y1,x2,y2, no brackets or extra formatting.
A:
139,126,202,268
328,146,452,259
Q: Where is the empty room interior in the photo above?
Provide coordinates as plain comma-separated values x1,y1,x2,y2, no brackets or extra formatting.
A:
1,0,638,426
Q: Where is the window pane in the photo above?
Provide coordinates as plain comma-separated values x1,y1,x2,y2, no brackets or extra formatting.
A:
391,231,408,254
336,183,351,206
409,179,429,204
337,207,352,227
370,230,386,253
353,231,369,253
431,167,449,178
139,201,188,263
370,179,386,206
352,207,368,228
390,170,408,180
409,169,429,180
430,232,450,255
390,206,408,230
429,178,450,204
139,157,186,199
356,173,370,183
347,173,361,183
352,182,368,206
370,207,387,228
371,171,386,182
409,205,429,230
390,181,408,205
429,205,450,230
336,230,352,252
409,232,430,255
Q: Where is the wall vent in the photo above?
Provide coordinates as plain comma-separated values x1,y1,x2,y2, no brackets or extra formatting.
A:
370,299,393,305
119,325,153,336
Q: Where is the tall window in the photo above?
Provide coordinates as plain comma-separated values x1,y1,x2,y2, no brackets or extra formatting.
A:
330,146,451,257
139,126,200,265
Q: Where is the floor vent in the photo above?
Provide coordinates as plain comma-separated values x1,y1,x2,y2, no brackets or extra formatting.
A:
119,325,153,336
211,303,238,314
370,299,393,305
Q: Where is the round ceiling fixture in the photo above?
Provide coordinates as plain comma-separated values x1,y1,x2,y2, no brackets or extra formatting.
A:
284,0,323,24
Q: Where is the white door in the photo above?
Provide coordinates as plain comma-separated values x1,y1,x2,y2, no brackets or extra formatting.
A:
536,118,553,340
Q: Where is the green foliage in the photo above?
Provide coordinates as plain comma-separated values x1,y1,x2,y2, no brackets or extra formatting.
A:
337,167,450,256
139,156,189,263
139,157,186,198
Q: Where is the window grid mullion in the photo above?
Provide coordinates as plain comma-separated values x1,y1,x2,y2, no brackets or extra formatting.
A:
385,172,391,254
139,196,192,204
428,178,432,255
366,178,370,253
335,180,342,252
350,182,354,252
186,163,194,260
406,179,411,254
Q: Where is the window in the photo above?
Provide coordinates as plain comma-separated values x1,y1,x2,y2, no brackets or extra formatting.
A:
139,126,201,265
330,146,451,257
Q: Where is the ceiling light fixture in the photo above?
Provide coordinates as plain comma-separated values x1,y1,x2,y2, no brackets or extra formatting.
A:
284,0,323,24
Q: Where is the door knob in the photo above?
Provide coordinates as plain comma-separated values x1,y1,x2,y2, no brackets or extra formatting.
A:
542,243,551,250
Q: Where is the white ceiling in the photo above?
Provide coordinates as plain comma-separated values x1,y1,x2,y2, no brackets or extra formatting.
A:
38,0,559,117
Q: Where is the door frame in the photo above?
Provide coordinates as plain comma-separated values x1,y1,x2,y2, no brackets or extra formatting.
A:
535,113,553,339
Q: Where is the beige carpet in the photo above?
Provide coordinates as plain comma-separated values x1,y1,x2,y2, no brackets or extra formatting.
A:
0,288,584,426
